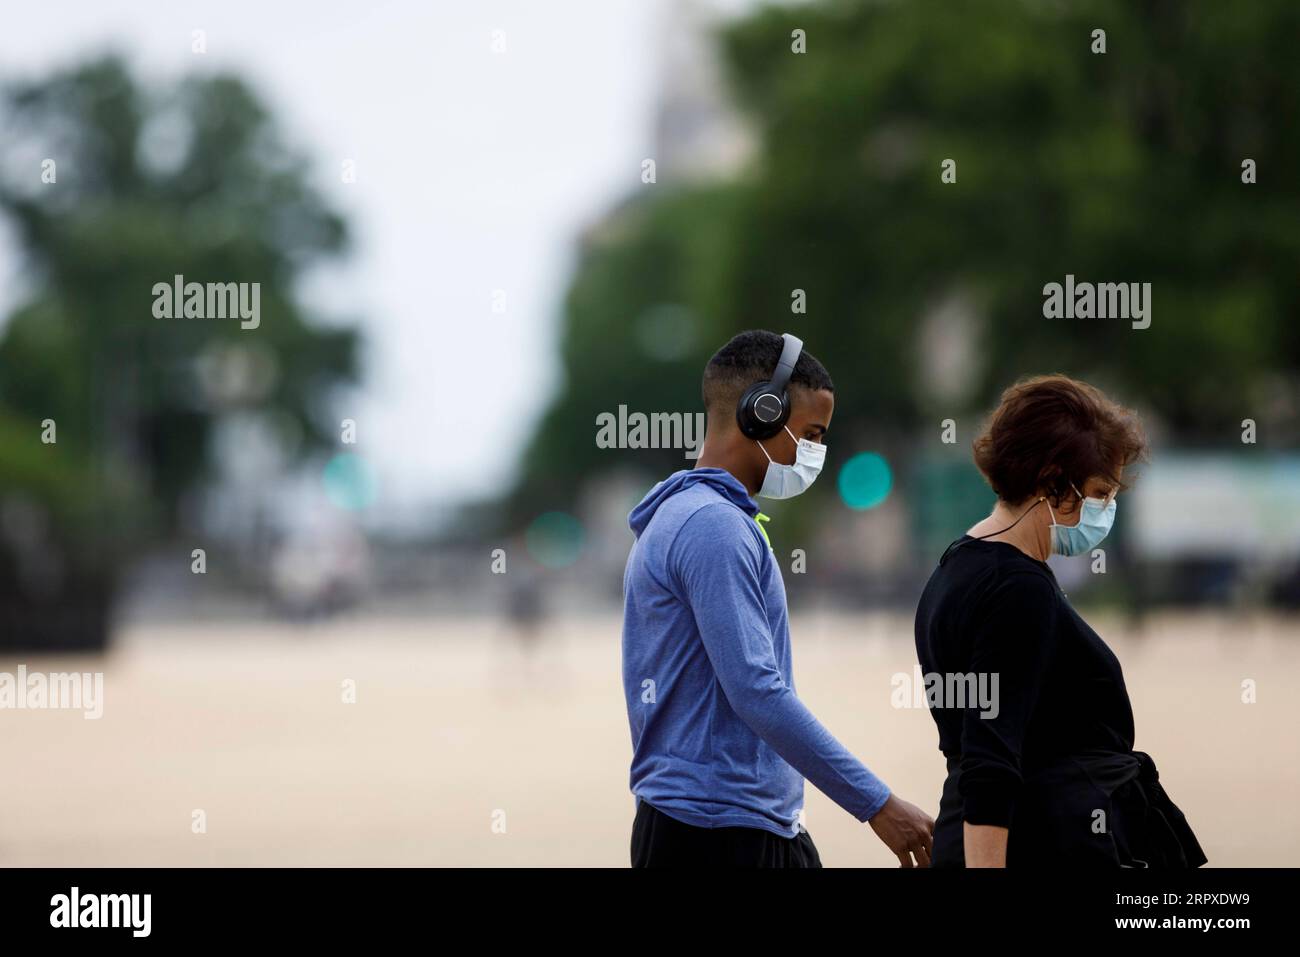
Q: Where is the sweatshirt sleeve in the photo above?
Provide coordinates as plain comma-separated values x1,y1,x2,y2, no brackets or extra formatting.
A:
958,569,1060,827
669,502,891,822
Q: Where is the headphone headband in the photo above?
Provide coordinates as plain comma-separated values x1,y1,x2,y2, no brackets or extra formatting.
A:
769,333,803,395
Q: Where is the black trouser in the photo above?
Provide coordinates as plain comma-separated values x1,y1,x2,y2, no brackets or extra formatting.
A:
630,798,823,868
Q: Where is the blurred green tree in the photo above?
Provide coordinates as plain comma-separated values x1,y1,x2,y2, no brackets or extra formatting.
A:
0,56,359,649
508,0,1300,534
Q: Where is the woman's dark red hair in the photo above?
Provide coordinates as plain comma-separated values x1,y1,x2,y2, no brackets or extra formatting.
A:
973,374,1148,506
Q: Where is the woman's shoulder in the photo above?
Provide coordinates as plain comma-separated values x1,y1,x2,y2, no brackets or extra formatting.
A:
938,536,1060,601
942,534,1052,571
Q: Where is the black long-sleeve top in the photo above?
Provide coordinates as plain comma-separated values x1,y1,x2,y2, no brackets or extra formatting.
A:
914,536,1135,831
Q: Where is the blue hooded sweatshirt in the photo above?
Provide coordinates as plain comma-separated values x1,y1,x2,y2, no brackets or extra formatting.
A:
621,467,891,838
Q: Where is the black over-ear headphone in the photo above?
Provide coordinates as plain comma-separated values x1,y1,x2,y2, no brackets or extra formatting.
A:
736,333,803,440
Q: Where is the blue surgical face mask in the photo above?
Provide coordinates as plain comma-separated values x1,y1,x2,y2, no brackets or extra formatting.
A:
1048,482,1116,556
756,425,826,500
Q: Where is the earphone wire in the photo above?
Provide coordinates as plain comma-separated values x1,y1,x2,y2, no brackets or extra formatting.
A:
938,496,1045,566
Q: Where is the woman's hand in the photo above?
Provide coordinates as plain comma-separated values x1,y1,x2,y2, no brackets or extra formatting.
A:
963,823,1009,867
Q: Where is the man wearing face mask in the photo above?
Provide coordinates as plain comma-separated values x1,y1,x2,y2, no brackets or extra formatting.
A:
622,330,935,867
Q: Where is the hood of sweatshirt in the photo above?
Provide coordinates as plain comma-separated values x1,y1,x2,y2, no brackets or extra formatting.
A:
628,467,758,537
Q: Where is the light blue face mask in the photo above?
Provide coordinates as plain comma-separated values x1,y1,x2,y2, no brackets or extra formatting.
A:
1048,482,1117,556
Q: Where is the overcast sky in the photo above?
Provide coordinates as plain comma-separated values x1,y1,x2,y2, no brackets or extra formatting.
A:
0,0,758,530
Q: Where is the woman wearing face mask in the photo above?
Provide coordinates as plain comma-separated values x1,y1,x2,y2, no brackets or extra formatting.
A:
914,374,1206,868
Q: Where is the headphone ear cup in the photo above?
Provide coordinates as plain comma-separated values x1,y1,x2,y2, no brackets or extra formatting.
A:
735,382,764,439
736,381,789,440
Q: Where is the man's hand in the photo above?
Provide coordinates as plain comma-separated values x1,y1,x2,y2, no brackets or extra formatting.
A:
867,793,935,867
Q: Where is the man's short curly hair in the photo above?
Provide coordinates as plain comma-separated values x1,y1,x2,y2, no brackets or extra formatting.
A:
702,330,833,416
